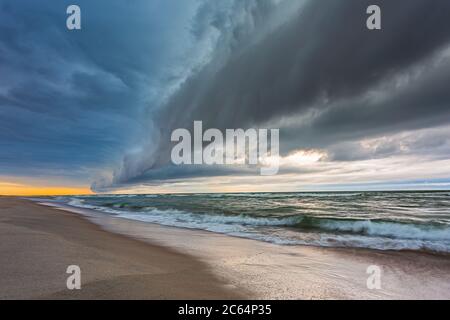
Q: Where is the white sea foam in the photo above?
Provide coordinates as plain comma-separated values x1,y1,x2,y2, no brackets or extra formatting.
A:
316,219,450,241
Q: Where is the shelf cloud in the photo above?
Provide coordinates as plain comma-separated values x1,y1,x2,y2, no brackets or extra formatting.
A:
99,0,450,191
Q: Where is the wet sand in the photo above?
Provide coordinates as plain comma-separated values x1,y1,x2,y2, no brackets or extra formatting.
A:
2,197,450,299
0,197,244,299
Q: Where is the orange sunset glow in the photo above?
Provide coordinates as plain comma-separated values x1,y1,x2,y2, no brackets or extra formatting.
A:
0,181,93,196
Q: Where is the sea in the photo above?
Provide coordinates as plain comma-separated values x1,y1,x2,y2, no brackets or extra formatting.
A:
44,191,450,254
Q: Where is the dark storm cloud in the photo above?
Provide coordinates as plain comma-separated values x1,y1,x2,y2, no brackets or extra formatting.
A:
160,0,450,129
96,165,253,188
108,0,450,187
280,55,450,153
0,0,197,180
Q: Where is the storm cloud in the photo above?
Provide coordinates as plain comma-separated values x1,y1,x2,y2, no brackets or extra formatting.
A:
105,0,450,189
0,0,201,182
1,0,450,192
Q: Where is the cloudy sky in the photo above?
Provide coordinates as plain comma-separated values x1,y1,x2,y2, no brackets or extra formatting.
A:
1,0,450,195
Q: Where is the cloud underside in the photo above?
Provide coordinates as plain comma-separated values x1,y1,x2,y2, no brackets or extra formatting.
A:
98,0,450,191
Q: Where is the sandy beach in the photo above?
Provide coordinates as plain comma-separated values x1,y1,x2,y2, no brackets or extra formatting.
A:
0,197,244,299
1,197,450,300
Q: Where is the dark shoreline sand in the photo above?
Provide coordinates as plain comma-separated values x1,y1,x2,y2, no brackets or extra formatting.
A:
0,197,245,299
1,197,450,299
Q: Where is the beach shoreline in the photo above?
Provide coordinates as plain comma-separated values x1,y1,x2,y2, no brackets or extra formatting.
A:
1,197,450,299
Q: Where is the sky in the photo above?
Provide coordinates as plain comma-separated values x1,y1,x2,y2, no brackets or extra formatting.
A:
1,0,450,195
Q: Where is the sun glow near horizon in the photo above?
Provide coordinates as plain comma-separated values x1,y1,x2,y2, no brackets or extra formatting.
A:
0,180,93,196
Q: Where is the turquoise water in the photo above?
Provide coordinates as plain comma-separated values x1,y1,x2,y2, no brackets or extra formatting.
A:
52,191,450,254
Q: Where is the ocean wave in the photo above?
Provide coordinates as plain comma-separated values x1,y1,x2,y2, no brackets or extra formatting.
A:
67,198,120,214
121,209,301,227
287,234,450,253
68,198,87,207
67,197,450,242
62,195,450,254
296,217,450,241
